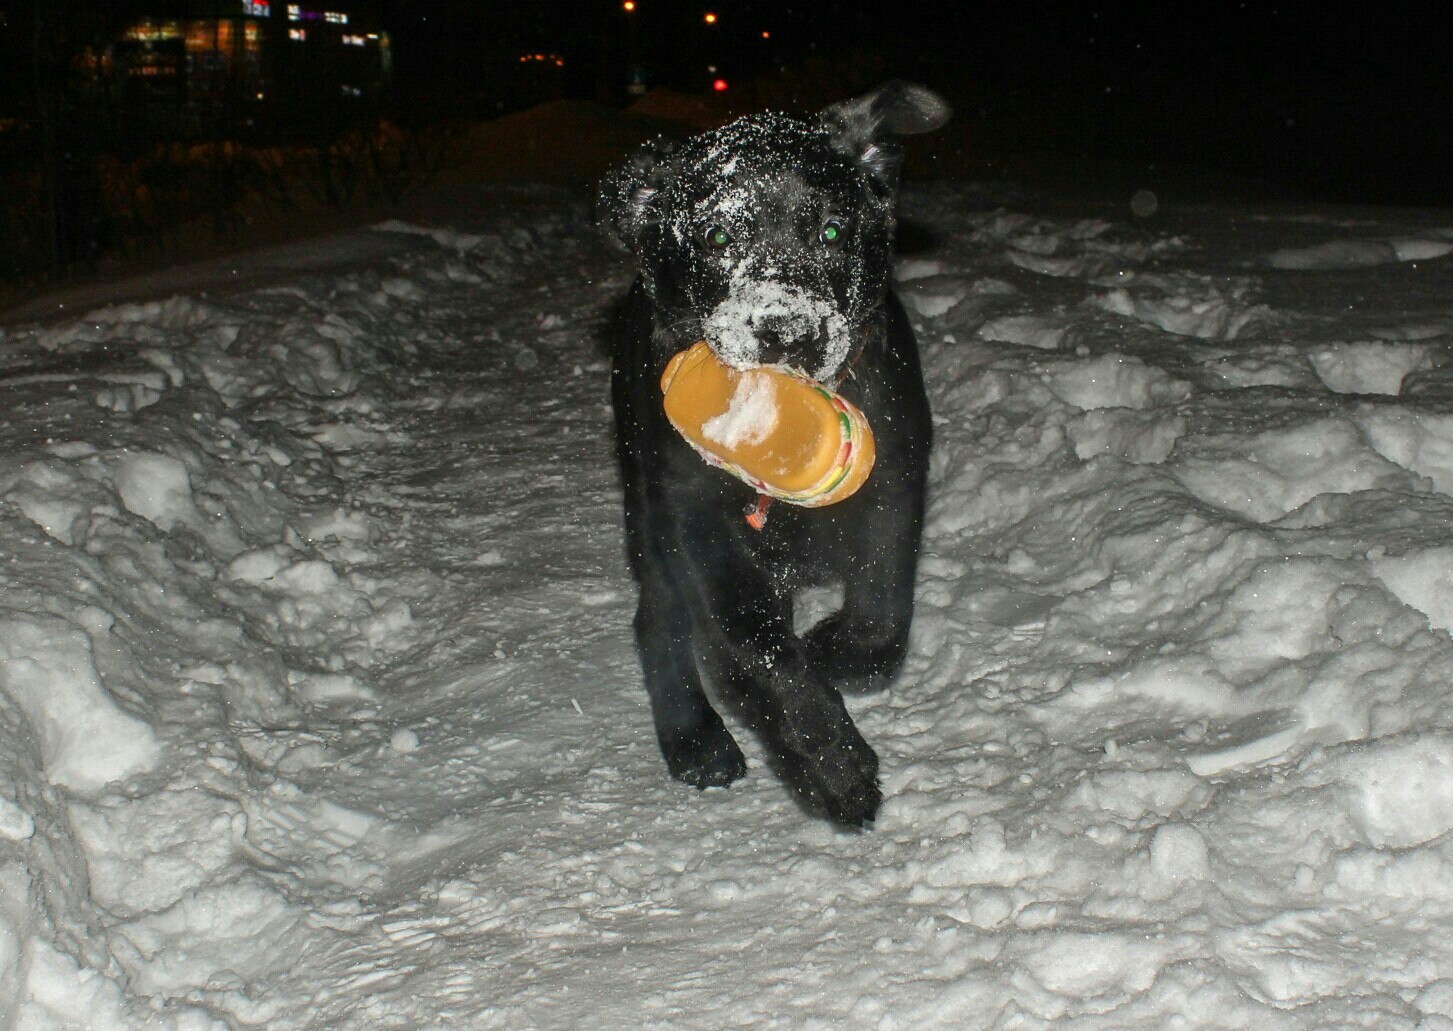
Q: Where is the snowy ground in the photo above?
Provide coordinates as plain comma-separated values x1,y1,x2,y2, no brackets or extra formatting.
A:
3,176,1453,1029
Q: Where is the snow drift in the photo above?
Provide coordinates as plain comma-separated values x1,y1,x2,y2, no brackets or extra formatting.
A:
2,183,1453,1027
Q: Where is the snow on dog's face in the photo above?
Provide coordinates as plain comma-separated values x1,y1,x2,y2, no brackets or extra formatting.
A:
600,83,949,382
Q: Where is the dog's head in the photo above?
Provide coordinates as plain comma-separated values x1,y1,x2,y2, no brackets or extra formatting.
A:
600,81,949,382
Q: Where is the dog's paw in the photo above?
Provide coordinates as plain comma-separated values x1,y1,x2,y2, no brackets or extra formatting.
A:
811,737,882,827
662,720,748,790
803,615,907,690
780,722,882,827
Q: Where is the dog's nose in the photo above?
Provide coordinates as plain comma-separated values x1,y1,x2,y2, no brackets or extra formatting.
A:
758,328,790,365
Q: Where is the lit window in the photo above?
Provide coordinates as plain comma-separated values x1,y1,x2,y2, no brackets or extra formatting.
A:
342,34,365,46
242,0,269,16
324,11,347,23
125,19,182,42
289,26,306,40
287,4,300,20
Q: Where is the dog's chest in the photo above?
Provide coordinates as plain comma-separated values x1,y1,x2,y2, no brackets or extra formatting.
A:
732,498,864,587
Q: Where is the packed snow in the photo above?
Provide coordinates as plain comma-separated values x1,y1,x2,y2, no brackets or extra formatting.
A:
3,173,1453,1029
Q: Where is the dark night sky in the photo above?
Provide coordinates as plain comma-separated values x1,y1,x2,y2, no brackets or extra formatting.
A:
376,1,1447,206
0,1,1442,206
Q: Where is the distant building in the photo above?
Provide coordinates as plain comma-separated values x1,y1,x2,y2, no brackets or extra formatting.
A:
114,0,390,136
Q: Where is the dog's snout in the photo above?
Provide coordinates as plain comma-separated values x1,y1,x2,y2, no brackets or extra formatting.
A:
757,326,790,364
705,279,846,376
755,314,817,366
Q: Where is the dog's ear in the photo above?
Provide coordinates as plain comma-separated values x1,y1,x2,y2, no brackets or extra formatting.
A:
820,81,951,191
598,137,677,253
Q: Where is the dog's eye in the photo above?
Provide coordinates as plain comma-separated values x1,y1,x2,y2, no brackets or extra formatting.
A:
704,225,733,249
820,219,848,247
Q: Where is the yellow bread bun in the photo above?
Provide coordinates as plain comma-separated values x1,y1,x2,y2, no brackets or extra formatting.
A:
660,341,875,507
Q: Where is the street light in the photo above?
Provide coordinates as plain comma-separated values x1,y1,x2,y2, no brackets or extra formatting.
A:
623,0,644,97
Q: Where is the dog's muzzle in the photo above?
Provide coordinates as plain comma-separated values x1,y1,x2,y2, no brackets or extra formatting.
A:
754,315,829,368
704,279,851,380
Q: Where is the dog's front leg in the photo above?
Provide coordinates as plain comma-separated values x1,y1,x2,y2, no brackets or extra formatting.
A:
802,492,924,690
625,490,750,790
682,517,882,826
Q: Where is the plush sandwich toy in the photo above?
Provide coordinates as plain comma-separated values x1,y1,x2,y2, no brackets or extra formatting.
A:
660,341,875,525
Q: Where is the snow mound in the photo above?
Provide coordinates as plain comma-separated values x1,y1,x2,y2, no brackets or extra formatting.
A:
1357,408,1453,494
1173,418,1422,522
1263,234,1453,269
116,452,200,531
0,618,160,793
1045,352,1191,410
1068,408,1185,464
1370,545,1453,631
1334,733,1453,848
978,313,1067,350
1096,277,1267,340
1309,340,1435,394
5,181,1453,1028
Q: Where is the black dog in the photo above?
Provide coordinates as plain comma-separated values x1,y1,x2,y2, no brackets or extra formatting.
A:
599,82,949,826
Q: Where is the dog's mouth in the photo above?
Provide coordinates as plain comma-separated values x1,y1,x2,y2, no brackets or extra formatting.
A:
702,280,851,382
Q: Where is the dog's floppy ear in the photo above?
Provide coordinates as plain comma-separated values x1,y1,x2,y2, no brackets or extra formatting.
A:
597,137,677,253
820,81,951,191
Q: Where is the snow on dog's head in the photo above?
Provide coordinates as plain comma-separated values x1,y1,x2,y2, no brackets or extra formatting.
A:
599,83,949,382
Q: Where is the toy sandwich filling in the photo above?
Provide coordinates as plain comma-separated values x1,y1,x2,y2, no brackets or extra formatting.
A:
660,341,875,507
